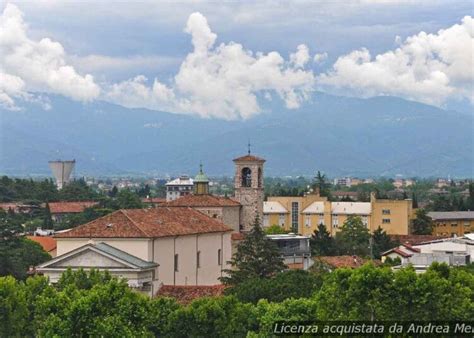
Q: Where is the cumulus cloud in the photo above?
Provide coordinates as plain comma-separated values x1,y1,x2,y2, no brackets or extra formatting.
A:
0,4,100,110
319,16,474,106
105,12,314,119
313,52,328,64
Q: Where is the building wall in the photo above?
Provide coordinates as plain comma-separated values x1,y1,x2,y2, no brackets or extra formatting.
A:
371,194,412,235
153,232,231,286
56,233,232,286
56,238,153,260
265,193,412,236
432,219,474,237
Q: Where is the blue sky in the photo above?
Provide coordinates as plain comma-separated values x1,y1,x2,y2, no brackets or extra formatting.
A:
1,1,472,119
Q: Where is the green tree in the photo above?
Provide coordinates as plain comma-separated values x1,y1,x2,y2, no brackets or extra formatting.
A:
225,270,322,304
264,224,288,235
334,216,371,256
371,226,396,259
108,185,118,198
42,203,54,229
313,171,330,198
412,209,434,235
310,223,335,256
116,189,143,209
220,215,286,285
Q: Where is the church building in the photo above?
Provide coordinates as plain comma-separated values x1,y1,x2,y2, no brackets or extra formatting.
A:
162,151,266,232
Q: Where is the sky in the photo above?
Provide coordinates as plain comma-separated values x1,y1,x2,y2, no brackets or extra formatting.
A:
0,1,472,119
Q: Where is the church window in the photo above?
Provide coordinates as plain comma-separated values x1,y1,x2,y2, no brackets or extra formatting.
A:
241,167,252,187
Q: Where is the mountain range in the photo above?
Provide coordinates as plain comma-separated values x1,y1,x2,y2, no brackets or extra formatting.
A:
0,93,472,177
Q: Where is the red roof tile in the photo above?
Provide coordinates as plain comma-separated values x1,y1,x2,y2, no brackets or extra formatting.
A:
401,243,420,253
162,194,240,207
233,154,265,162
48,201,98,214
26,236,57,253
231,232,246,241
390,234,449,245
382,247,413,258
55,207,233,238
317,255,380,268
156,285,226,304
141,197,166,204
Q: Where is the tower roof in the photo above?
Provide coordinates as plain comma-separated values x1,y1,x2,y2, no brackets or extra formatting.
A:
233,154,265,163
194,163,209,183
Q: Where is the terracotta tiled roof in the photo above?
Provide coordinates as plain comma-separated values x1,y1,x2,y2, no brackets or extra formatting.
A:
55,207,233,238
233,154,265,162
317,255,380,269
162,194,240,207
26,236,57,253
382,248,413,258
48,201,98,214
390,234,449,245
156,285,226,304
231,232,246,241
401,243,420,253
141,197,166,204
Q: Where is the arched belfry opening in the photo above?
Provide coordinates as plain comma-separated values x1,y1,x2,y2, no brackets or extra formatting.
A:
241,167,252,187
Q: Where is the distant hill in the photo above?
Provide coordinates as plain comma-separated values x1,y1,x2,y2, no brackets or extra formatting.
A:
0,93,472,177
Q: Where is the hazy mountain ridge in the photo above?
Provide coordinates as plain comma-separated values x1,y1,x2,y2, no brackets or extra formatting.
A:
0,93,472,177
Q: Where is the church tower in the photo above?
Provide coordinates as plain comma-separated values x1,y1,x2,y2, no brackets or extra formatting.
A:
233,147,265,231
194,163,209,195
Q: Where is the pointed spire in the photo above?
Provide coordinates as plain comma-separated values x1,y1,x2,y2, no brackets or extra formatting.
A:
248,139,251,155
199,161,203,174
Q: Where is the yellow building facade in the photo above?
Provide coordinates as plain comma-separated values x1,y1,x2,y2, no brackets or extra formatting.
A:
264,192,413,236
428,211,474,237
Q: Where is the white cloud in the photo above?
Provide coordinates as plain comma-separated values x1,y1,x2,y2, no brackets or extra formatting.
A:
105,12,315,119
0,4,100,110
313,52,328,63
319,16,474,106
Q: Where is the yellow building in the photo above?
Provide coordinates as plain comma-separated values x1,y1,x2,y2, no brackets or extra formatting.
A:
264,192,413,236
428,211,474,237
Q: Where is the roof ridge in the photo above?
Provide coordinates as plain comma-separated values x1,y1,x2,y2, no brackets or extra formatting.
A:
119,209,152,237
54,209,123,238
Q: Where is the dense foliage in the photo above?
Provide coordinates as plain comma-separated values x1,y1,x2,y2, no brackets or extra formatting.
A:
1,265,472,337
221,215,286,285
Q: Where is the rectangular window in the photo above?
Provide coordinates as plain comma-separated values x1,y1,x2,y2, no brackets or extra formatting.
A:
174,254,179,272
382,218,391,224
263,214,269,227
362,216,368,226
332,215,339,228
218,249,222,265
451,223,457,227
197,251,201,269
318,213,325,225
279,214,285,226
305,215,311,227
291,202,299,232
382,209,391,215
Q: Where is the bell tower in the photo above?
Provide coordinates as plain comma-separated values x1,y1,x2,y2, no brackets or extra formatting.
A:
233,146,265,231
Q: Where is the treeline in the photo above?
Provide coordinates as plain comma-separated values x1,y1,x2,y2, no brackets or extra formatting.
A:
0,176,100,203
1,265,472,337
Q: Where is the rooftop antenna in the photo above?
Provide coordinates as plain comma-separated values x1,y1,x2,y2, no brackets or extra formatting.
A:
199,161,203,173
248,139,251,155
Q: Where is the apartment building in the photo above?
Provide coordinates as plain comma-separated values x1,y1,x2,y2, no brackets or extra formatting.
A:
428,211,474,237
264,192,413,236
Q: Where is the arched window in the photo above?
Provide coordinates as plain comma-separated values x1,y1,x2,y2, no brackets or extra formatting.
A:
241,167,252,187
258,167,262,188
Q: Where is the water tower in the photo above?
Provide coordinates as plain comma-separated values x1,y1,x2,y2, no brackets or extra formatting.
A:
49,160,75,189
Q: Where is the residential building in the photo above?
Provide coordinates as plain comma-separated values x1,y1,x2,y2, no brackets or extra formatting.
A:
428,211,474,237
165,175,194,201
264,192,413,236
47,201,98,223
381,244,420,263
267,234,312,270
44,207,233,294
384,235,474,273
